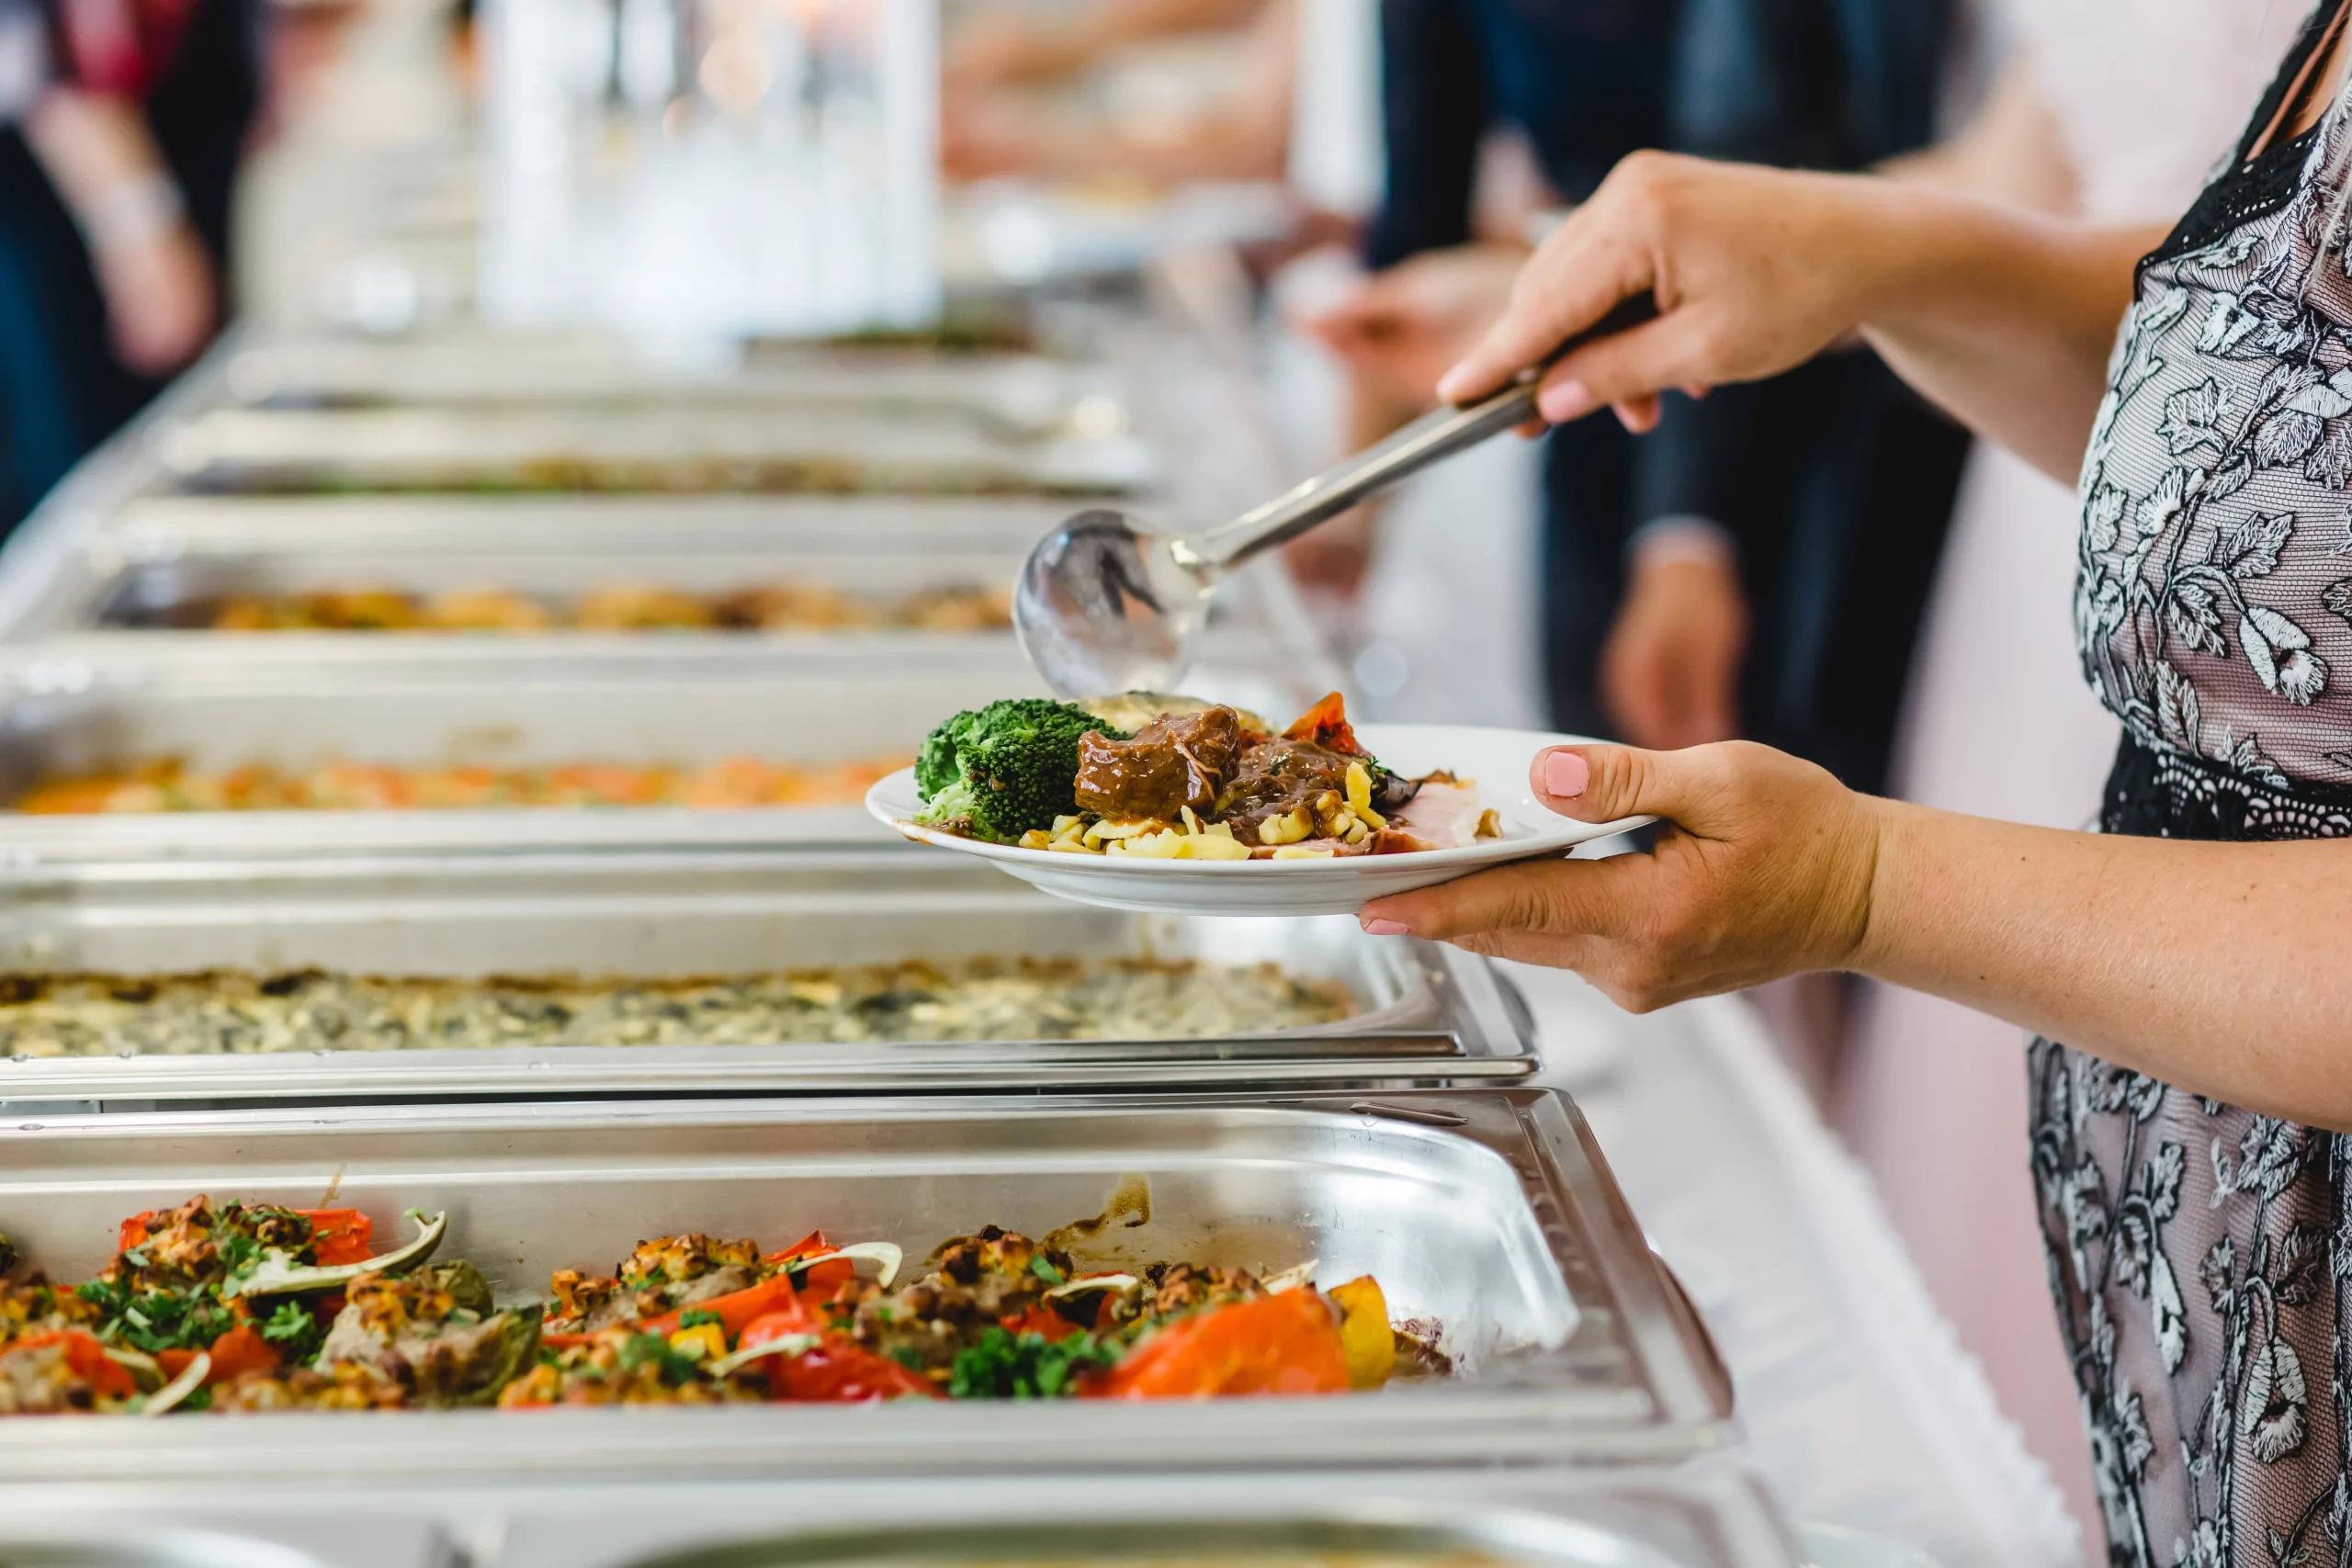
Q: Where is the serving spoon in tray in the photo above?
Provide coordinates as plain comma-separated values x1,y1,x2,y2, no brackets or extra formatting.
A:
1013,292,1659,698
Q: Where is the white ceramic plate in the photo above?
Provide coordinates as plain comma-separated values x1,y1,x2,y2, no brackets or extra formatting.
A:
866,723,1651,917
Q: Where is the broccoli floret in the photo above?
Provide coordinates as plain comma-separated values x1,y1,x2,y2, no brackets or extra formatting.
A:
913,698,1120,843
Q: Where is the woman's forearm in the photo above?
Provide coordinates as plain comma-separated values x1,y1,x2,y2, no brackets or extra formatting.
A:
1847,185,2161,479
23,87,180,249
1858,802,2352,1128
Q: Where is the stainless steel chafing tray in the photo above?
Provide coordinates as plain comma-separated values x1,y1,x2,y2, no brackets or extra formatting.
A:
143,406,1159,499
0,1088,1732,1474
0,642,1318,862
4,504,1034,645
217,339,1128,438
0,851,1536,1105
0,1468,1801,1568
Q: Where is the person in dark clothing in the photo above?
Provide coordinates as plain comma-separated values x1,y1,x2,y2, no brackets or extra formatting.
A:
0,0,260,531
1611,0,1971,795
1314,0,1967,800
1295,0,1677,682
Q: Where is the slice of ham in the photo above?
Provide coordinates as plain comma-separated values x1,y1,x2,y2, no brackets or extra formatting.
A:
1377,781,1489,853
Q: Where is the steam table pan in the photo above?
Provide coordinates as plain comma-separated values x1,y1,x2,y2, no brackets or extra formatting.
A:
217,338,1129,436
0,851,1537,1109
0,496,1078,646
0,643,1316,864
0,1088,1732,1477
0,1466,1802,1568
141,406,1157,500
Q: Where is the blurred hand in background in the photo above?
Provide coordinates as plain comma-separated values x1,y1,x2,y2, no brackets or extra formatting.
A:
1600,537,1747,750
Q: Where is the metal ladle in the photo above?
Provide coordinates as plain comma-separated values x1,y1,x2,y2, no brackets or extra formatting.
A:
1013,293,1658,698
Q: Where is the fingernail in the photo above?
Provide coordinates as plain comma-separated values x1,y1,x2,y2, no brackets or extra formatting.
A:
1361,918,1410,937
1544,750,1589,799
1539,379,1597,423
1435,366,1470,401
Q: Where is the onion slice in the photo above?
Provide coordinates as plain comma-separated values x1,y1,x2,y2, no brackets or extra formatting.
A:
140,1350,210,1416
1261,1259,1318,1295
1041,1271,1140,1303
707,1332,820,1378
227,1209,448,1299
779,1241,903,1291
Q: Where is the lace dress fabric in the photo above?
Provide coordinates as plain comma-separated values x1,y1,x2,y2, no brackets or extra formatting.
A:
2041,6,2352,1563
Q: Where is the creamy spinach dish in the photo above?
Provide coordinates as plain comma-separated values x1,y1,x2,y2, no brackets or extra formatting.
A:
0,960,1356,1058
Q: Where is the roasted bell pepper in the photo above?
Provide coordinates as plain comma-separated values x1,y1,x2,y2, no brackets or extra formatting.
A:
737,1308,815,1352
156,1325,280,1386
300,1210,376,1268
641,1274,808,1341
115,1205,373,1266
1326,1276,1396,1390
997,1303,1080,1343
5,1329,138,1401
764,1336,942,1403
1282,693,1367,757
1087,1287,1349,1400
765,1230,853,1294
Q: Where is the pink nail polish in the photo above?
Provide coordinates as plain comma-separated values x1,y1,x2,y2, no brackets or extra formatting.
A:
1540,379,1597,423
1361,918,1410,937
1544,750,1589,799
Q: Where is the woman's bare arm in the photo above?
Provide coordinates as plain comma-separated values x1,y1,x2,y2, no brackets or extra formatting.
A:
1435,153,2163,482
22,86,215,374
1858,806,2352,1127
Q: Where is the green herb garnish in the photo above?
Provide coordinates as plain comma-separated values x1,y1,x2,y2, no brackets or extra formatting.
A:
946,1326,1123,1400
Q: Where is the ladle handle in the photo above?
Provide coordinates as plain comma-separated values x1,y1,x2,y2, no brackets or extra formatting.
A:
1194,291,1659,568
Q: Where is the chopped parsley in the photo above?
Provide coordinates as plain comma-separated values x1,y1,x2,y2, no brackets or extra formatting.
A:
946,1326,1123,1400
258,1300,325,1364
677,1308,723,1330
74,1279,234,1355
1028,1256,1066,1287
617,1332,703,1385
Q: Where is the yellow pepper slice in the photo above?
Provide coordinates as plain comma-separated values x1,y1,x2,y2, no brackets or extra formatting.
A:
1328,1275,1396,1390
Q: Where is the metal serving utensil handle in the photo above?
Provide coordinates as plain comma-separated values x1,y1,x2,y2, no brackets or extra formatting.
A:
1182,291,1658,570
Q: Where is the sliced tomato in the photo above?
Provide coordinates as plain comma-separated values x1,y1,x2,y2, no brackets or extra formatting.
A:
116,1212,162,1252
998,1303,1080,1343
764,1336,941,1403
765,1230,854,1293
540,1332,596,1352
1282,693,1367,757
1087,1288,1349,1401
296,1209,375,1267
641,1274,807,1341
5,1329,138,1401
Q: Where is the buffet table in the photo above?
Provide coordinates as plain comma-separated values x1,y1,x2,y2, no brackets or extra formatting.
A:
1510,963,2082,1568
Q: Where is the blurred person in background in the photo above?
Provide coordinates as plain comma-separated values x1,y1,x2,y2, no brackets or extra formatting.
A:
1312,0,1962,802
939,0,1380,229
1288,0,1679,655
0,0,258,530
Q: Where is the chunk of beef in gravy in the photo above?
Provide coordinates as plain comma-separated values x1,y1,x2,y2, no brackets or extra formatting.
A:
1213,738,1353,840
1073,706,1245,822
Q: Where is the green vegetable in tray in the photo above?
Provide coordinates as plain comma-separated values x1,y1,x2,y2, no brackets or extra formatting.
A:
913,698,1125,844
945,1325,1125,1400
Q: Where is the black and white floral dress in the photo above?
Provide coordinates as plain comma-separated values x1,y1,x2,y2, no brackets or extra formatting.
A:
2042,6,2352,1564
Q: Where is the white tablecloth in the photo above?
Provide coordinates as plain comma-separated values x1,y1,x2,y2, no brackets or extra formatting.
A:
1506,962,2085,1568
